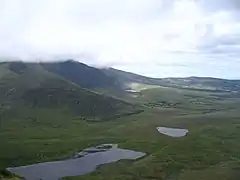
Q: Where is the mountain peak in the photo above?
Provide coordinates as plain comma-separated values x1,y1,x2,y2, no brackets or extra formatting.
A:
42,60,117,88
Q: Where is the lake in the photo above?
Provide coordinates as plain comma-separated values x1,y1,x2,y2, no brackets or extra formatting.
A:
157,127,189,137
7,145,145,180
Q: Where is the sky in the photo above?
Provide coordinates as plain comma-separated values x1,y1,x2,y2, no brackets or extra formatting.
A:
0,0,240,79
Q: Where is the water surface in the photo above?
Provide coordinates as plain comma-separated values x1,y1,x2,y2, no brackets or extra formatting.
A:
157,127,188,137
7,145,145,180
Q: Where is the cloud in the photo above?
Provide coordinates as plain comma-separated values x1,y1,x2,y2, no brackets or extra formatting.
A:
0,0,240,78
198,0,240,13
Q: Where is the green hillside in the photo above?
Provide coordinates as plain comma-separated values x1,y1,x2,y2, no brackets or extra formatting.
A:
103,68,240,92
1,60,240,180
0,61,140,120
102,67,162,87
42,60,119,88
1,78,240,180
162,76,240,91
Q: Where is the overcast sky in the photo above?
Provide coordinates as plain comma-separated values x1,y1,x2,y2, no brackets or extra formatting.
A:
1,0,240,78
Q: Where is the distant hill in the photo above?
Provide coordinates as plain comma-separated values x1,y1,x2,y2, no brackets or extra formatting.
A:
102,68,161,86
161,77,240,92
0,61,140,120
103,68,240,92
1,61,240,115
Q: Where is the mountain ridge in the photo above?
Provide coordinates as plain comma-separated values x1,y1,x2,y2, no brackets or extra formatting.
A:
0,61,141,120
1,60,240,92
102,67,240,92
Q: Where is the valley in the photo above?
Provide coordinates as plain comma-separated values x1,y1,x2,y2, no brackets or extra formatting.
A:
1,61,240,180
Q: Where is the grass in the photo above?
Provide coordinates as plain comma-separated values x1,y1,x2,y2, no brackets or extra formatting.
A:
1,62,240,179
1,87,240,179
0,62,140,120
62,107,240,180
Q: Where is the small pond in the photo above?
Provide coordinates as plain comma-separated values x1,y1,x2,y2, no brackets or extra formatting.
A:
7,144,145,180
157,127,189,137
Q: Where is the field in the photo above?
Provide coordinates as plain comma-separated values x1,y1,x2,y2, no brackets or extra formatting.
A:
1,86,240,180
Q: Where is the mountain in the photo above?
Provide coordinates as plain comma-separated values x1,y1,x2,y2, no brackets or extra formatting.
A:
103,68,240,92
2,60,240,180
42,60,118,88
2,60,240,96
0,61,140,120
161,76,240,91
102,68,162,87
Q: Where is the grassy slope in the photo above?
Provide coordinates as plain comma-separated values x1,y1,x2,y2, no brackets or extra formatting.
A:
42,60,118,88
0,62,141,179
1,61,240,179
0,62,140,120
1,83,240,180
162,77,240,91
63,89,240,180
103,68,240,92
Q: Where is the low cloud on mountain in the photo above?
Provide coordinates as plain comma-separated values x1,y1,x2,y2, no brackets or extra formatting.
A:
1,0,240,78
